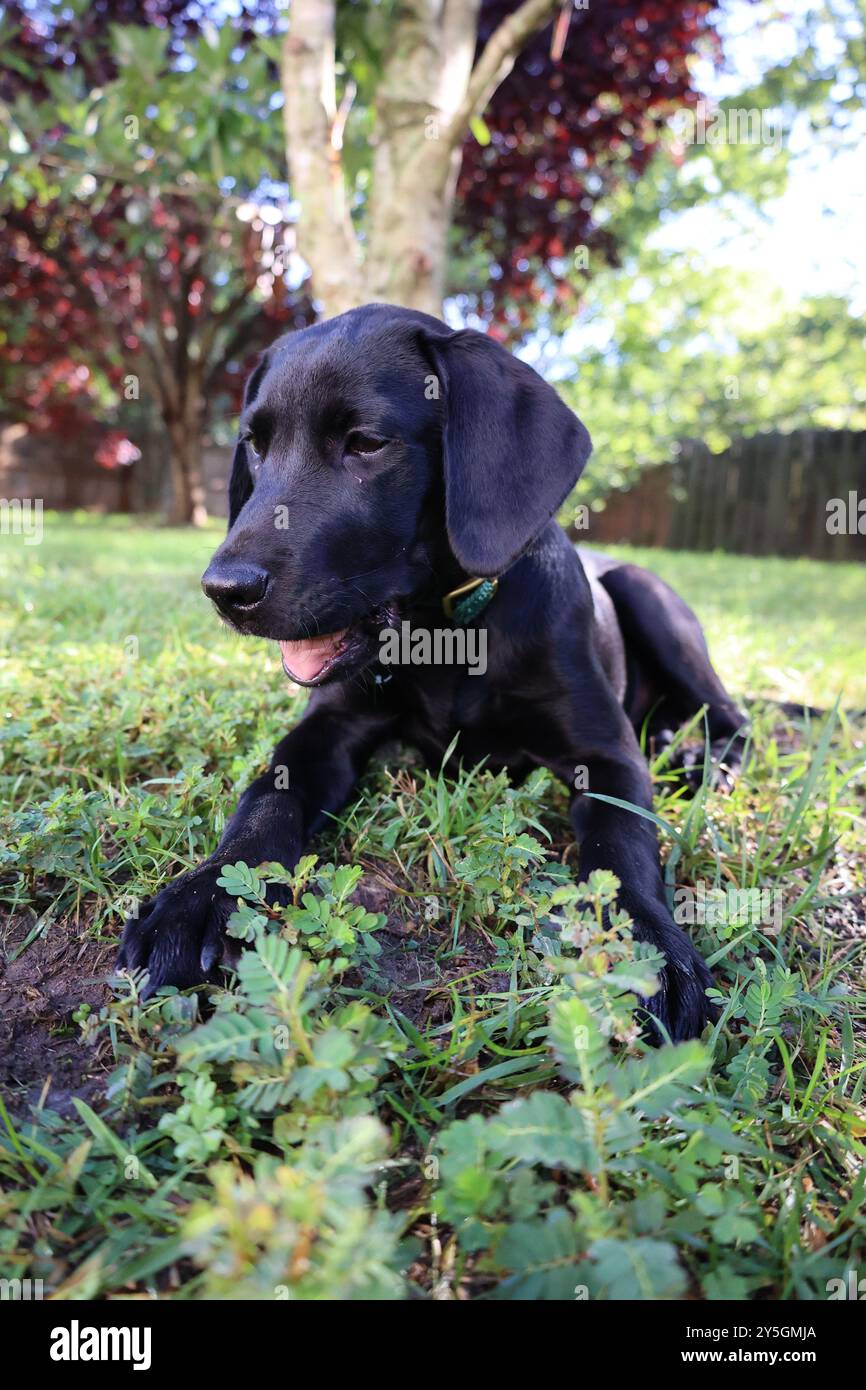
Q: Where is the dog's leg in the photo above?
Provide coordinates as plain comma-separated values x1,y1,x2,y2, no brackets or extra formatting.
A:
117,698,395,993
557,664,715,1041
598,562,747,785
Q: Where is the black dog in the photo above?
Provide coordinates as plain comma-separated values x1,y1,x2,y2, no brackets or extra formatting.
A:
119,303,746,1040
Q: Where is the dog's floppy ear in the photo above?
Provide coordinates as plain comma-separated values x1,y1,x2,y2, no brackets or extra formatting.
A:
227,439,252,530
423,328,591,576
228,350,271,528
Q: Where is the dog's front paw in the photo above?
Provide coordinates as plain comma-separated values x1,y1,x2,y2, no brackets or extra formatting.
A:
117,863,234,996
634,908,717,1043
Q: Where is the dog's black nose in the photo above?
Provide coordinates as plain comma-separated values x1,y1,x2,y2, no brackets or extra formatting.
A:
201,560,270,615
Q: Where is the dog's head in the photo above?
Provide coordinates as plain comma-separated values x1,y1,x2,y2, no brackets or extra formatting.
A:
201,303,591,685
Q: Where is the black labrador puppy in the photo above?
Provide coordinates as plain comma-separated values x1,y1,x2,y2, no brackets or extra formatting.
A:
119,303,746,1040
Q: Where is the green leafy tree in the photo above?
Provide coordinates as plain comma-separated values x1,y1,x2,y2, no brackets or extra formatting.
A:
561,249,866,503
0,14,307,522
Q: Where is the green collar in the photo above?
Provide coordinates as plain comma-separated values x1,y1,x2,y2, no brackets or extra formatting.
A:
442,575,499,626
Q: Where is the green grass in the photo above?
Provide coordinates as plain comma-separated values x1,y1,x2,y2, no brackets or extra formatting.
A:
1,514,864,1300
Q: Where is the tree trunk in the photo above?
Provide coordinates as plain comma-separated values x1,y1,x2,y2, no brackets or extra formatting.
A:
282,0,559,319
281,0,364,315
166,411,208,527
364,0,479,314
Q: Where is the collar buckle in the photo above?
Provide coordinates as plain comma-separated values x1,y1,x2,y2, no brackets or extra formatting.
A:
442,575,499,625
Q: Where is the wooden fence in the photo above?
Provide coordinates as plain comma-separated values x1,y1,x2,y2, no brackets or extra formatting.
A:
589,430,866,562
0,423,232,517
3,421,865,560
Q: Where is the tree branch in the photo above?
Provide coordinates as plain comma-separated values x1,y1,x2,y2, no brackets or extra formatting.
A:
202,299,264,395
444,0,560,148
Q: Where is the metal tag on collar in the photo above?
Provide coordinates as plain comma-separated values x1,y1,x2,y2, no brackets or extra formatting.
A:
442,575,499,625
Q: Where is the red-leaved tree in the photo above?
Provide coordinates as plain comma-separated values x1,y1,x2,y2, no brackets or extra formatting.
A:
1,0,723,519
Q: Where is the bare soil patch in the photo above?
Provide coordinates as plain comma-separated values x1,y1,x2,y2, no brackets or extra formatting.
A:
0,915,112,1115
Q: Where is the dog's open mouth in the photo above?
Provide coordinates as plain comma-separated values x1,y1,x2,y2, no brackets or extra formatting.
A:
277,603,399,687
279,630,349,685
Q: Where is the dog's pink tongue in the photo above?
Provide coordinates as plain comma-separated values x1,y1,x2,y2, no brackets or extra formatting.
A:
279,632,346,683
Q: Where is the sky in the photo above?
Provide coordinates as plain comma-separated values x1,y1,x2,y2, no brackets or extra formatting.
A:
657,0,866,315
524,0,866,367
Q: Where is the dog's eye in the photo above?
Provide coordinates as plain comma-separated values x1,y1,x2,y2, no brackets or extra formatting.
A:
242,429,267,462
345,432,388,457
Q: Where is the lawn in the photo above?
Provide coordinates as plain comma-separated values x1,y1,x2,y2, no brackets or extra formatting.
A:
1,514,865,1300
